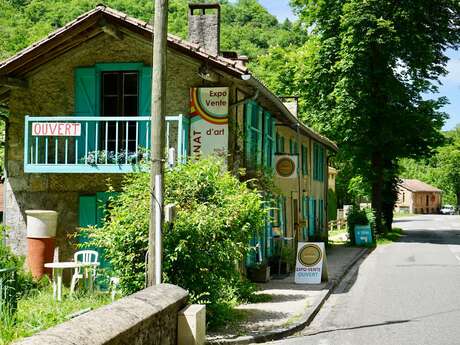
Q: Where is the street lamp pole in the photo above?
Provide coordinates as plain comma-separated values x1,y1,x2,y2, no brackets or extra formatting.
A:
148,0,168,286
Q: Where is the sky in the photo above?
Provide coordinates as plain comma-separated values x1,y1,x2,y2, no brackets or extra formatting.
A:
256,0,460,131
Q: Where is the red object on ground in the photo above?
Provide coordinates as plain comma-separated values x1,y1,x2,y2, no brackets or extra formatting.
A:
27,237,55,279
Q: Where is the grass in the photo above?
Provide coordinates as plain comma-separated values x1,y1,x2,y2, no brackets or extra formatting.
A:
328,227,349,245
376,227,404,245
1,285,111,345
393,212,415,219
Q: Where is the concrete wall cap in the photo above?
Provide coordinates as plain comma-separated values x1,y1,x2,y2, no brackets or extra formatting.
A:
13,284,188,345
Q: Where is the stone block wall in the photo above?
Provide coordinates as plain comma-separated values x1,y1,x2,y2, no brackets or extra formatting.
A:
4,31,236,258
13,284,189,345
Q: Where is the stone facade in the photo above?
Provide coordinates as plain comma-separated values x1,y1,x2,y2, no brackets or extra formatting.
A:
5,32,237,257
13,284,188,345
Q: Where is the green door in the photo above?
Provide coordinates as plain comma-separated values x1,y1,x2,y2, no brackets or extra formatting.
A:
78,193,117,269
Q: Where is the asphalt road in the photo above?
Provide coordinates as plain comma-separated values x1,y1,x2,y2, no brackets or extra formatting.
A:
268,214,460,345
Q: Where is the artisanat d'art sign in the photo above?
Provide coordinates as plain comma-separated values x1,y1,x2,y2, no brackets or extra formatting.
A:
32,122,81,136
190,87,229,157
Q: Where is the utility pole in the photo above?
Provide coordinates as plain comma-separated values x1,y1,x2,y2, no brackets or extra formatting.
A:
148,0,168,286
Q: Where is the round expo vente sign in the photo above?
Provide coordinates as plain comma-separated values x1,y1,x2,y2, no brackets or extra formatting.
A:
295,242,326,284
276,156,296,178
298,244,322,267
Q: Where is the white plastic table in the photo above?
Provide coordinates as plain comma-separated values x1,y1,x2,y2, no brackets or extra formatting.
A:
44,262,100,301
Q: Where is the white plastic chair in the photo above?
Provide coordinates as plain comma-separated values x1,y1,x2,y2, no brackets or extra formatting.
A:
70,250,99,294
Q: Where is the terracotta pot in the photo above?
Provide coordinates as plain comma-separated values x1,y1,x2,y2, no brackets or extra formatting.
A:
27,237,55,278
25,210,58,279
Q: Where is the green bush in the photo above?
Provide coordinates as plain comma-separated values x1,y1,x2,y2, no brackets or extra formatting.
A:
84,158,266,328
346,206,375,245
0,229,36,322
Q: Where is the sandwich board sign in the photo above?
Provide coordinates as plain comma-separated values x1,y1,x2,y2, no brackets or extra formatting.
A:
295,242,328,284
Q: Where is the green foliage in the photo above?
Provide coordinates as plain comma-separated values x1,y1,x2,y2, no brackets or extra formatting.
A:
346,207,375,245
83,158,266,329
0,230,36,320
0,286,111,345
376,228,404,245
260,0,460,232
0,0,305,63
327,188,337,221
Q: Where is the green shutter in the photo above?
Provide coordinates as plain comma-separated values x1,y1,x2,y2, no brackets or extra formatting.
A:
309,197,315,237
302,145,308,175
256,105,263,167
75,67,97,154
263,112,275,168
271,118,276,167
244,101,253,167
75,67,97,116
78,195,97,246
139,66,152,147
79,195,97,228
140,66,152,116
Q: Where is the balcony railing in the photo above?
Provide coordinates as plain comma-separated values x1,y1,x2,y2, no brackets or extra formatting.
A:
24,115,190,173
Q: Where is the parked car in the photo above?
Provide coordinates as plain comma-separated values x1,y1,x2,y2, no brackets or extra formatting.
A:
440,205,456,215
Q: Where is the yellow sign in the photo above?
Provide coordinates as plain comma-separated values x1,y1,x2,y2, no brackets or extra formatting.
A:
298,244,322,267
276,156,296,177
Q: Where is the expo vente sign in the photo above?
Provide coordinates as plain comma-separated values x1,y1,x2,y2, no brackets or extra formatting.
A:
190,87,229,157
32,122,81,137
275,155,298,178
295,242,328,284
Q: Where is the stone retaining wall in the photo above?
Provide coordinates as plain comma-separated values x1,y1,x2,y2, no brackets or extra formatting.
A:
13,284,188,345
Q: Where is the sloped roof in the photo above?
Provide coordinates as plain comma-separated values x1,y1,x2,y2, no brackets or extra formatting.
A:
400,179,442,193
0,5,338,151
0,5,247,77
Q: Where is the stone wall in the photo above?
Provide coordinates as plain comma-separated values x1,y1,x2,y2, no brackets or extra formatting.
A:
5,31,236,257
13,284,188,345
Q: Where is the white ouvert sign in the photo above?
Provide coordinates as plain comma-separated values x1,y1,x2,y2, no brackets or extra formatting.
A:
32,122,81,136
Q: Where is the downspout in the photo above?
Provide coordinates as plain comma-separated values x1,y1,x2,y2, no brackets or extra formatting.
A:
296,123,302,248
0,105,8,247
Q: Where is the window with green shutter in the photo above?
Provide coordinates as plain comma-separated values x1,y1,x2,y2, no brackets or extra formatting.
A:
276,133,285,153
263,111,276,168
313,143,324,181
318,199,324,232
301,194,308,241
244,101,263,169
301,144,308,175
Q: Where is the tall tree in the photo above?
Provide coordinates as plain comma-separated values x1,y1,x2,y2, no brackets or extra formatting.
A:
286,0,460,232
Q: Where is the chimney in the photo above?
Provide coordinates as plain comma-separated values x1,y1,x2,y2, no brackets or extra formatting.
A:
188,3,221,56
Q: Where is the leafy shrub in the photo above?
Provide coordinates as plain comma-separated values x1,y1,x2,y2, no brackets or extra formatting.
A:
0,229,36,321
346,206,373,245
84,158,266,328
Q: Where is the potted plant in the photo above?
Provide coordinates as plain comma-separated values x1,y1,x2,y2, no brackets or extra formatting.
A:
346,206,375,246
247,261,271,283
280,245,295,274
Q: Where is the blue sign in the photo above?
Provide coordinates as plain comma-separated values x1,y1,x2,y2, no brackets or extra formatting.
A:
354,224,373,246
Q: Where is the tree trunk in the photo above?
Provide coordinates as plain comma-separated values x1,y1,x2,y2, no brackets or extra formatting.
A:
371,152,384,234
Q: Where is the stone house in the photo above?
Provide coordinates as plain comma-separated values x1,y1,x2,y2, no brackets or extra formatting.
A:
0,4,337,265
396,179,442,214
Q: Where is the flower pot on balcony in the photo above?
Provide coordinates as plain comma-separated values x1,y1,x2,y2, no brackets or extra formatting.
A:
26,210,58,279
